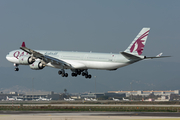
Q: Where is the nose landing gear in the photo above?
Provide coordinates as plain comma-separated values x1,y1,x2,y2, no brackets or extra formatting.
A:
14,63,19,71
15,67,19,71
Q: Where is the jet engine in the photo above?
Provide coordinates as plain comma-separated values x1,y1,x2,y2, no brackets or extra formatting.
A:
19,55,35,65
29,61,45,70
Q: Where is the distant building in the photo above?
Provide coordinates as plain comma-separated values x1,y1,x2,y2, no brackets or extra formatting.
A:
80,92,125,99
47,91,60,100
81,93,104,99
0,91,23,100
104,93,125,98
108,90,180,97
23,91,60,100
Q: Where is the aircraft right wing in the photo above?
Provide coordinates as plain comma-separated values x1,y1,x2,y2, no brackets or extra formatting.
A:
20,42,73,68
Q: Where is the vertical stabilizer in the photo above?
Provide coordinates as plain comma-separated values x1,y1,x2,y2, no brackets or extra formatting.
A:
124,28,150,55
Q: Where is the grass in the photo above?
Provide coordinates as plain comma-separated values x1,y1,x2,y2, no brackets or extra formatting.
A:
0,106,179,112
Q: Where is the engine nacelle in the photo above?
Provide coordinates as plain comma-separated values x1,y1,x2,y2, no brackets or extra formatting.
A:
29,61,45,70
19,55,35,65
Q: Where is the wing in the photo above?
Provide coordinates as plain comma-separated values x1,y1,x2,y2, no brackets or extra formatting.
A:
20,42,73,68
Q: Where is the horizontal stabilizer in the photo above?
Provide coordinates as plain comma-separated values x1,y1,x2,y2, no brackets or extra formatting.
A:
145,53,171,59
120,52,143,60
145,56,171,59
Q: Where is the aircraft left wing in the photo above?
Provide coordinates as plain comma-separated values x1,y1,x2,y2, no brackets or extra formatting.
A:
20,42,72,68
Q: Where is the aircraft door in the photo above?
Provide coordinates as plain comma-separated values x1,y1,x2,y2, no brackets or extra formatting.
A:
112,54,117,62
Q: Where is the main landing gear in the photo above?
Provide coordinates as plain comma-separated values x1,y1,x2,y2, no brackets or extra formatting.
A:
58,69,92,79
71,69,92,79
58,69,68,77
14,63,19,71
71,69,82,77
82,70,92,79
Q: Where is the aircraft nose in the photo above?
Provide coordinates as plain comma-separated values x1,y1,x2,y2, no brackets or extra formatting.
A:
6,53,11,61
6,52,19,63
6,54,9,60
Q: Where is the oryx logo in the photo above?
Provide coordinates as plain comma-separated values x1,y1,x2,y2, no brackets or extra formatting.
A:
130,30,149,55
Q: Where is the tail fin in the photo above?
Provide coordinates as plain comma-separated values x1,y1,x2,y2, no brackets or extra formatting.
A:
124,28,150,55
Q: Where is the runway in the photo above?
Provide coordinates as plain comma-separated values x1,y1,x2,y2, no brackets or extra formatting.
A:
1,103,180,119
1,111,180,120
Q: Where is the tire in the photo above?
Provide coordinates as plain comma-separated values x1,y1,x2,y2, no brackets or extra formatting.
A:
77,71,81,75
15,68,19,71
88,74,92,79
58,71,62,75
62,74,65,77
74,73,77,77
85,75,88,78
65,73,68,77
82,72,85,76
71,73,74,76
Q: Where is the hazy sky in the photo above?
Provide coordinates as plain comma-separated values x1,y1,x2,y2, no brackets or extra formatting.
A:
1,1,180,93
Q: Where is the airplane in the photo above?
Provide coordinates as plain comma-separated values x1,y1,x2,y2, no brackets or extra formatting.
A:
6,96,15,101
123,98,129,101
64,98,70,101
113,98,120,101
64,98,75,101
91,98,97,101
15,97,23,101
69,98,75,101
36,96,52,101
6,28,170,79
84,98,91,101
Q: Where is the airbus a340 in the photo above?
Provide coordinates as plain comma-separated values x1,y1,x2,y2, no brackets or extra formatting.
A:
6,28,169,79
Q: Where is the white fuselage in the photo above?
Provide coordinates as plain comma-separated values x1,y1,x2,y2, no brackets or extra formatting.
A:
6,49,137,70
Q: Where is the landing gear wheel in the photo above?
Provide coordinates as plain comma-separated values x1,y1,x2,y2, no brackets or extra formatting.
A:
62,74,65,77
71,73,74,77
71,73,77,77
77,71,81,75
85,75,88,78
65,73,68,77
82,72,85,76
88,74,92,79
58,71,62,75
15,68,19,71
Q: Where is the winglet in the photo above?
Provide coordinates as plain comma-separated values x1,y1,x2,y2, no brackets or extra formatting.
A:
21,42,26,47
